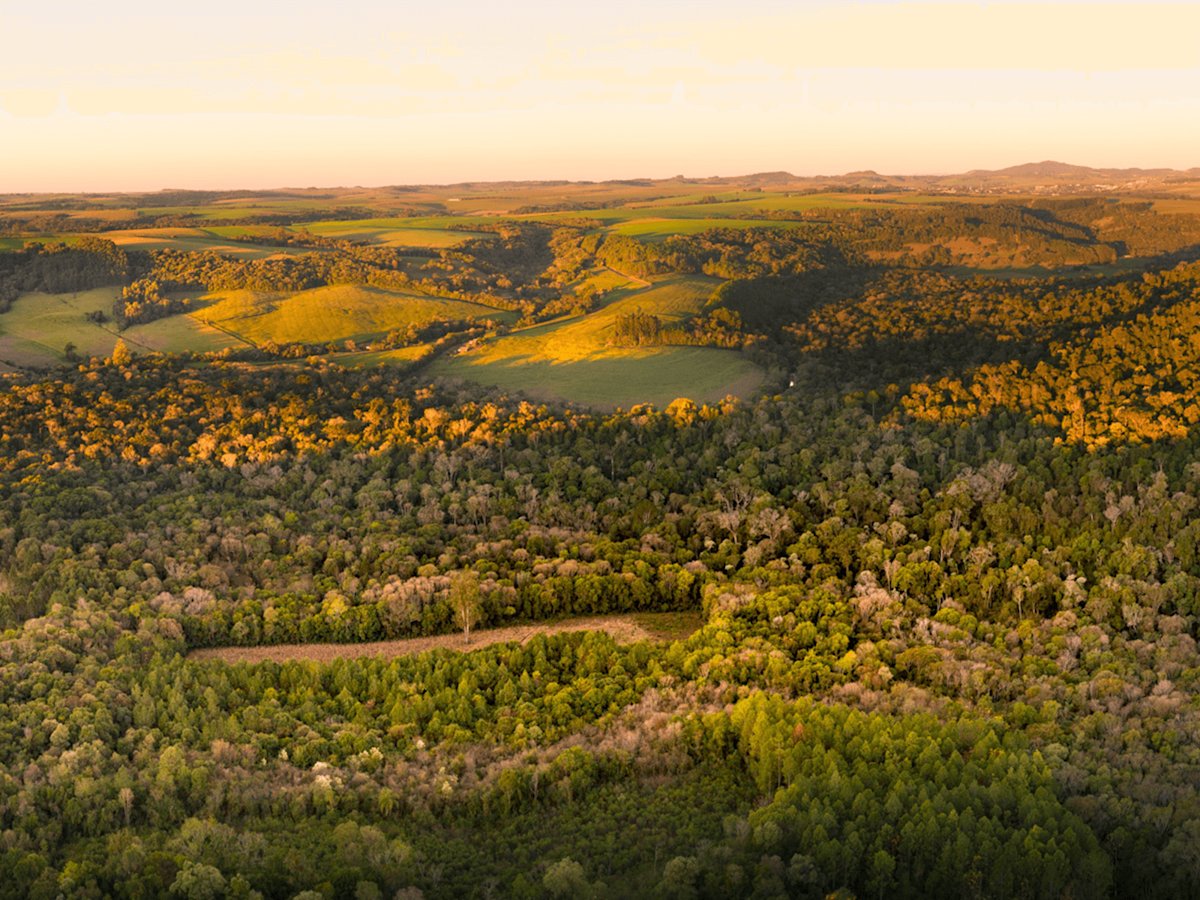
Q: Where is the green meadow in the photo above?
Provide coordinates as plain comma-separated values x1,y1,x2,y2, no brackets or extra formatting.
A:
431,345,763,410
0,288,239,367
3,228,304,258
333,344,434,368
458,277,716,364
297,219,489,247
103,228,303,257
431,276,764,408
194,284,515,346
608,217,799,241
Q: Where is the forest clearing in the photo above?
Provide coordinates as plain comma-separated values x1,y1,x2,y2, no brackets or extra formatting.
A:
188,612,703,664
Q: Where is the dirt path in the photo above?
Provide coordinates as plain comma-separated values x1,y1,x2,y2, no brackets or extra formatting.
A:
189,614,668,665
604,265,652,288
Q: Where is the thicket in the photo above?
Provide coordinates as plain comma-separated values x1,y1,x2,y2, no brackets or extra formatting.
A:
0,353,1198,895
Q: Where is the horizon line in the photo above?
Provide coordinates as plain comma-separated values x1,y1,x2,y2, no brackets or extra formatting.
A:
5,160,1200,197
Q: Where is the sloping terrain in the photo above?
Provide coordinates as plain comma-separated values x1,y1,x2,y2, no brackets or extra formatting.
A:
195,284,513,345
432,276,765,407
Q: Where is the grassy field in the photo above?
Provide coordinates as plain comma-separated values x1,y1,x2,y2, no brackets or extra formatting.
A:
431,276,764,408
123,312,244,356
458,277,716,363
571,267,646,295
527,191,938,227
133,205,303,221
305,215,492,232
619,194,899,217
516,191,923,243
300,217,491,247
102,228,303,258
195,284,515,345
433,346,763,410
0,288,240,367
1151,198,1200,215
3,228,303,258
608,217,799,241
333,344,434,368
0,289,126,366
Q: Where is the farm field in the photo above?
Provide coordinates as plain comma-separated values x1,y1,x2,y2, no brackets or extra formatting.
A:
621,193,924,216
433,346,764,409
194,284,515,346
606,217,798,240
432,277,764,408
458,277,720,364
100,227,301,257
333,344,435,368
0,288,241,366
524,190,944,226
299,217,490,247
3,227,307,258
122,310,245,356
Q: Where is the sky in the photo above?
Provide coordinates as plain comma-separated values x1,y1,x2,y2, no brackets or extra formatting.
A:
2,0,1198,191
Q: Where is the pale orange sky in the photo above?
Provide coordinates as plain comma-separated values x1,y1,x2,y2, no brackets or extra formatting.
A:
2,1,1198,191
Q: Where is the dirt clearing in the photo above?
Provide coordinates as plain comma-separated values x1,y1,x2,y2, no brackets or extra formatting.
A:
189,612,703,665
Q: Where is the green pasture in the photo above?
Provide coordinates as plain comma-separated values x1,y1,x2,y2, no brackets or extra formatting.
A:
633,190,771,208
526,191,938,229
331,344,434,368
430,275,764,408
5,227,304,258
204,225,292,239
295,220,488,248
303,215,494,233
460,276,716,365
134,206,279,221
432,344,763,410
0,288,239,367
195,284,514,345
0,289,124,366
103,228,303,258
608,218,801,241
122,313,243,356
571,268,644,295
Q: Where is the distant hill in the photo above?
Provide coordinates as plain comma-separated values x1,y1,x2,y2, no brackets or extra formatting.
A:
931,160,1194,193
985,161,1103,178
4,162,1200,205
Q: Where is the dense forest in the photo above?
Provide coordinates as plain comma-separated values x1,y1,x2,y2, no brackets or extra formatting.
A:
1,184,1199,898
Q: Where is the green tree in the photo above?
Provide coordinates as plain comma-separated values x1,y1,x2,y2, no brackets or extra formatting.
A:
451,570,482,644
543,858,592,898
170,862,226,900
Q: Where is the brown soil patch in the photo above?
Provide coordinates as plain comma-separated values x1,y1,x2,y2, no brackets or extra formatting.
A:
189,614,671,665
